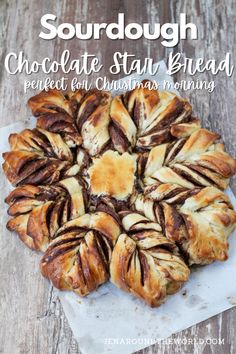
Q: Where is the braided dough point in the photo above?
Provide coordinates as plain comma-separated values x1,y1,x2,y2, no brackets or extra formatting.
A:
110,211,190,307
134,186,236,265
5,177,88,251
40,211,121,296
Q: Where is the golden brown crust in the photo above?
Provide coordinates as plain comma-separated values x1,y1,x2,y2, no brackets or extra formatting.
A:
9,128,73,161
140,128,236,190
28,89,73,116
110,211,190,307
2,150,70,186
28,90,82,146
110,96,137,152
2,127,91,186
77,90,112,156
6,177,88,251
88,150,137,201
133,186,236,265
109,84,194,151
40,212,121,295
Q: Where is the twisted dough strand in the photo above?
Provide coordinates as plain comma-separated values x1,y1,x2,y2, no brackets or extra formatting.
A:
138,128,236,190
133,186,236,265
110,211,190,307
6,177,88,251
41,211,121,295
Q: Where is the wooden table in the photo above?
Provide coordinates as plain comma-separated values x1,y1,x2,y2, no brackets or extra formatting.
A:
0,1,236,353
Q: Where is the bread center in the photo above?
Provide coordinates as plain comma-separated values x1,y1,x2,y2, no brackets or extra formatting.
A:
88,150,137,200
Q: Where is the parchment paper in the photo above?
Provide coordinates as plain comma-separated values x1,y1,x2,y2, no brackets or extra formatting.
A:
1,61,236,354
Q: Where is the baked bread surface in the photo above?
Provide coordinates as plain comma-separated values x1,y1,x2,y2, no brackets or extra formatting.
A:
2,82,236,307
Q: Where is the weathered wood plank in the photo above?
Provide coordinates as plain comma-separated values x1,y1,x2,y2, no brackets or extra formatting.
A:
0,0,235,354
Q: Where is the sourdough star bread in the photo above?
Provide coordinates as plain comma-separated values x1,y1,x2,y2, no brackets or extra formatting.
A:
3,81,236,307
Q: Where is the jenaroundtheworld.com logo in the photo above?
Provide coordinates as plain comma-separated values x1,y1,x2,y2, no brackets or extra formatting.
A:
104,336,225,346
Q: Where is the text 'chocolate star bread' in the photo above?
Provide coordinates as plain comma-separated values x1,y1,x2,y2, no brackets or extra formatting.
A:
2,81,236,307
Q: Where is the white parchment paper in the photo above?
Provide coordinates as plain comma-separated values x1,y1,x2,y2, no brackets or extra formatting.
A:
1,61,236,354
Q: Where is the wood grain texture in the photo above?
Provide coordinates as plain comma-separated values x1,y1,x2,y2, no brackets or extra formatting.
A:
0,0,235,353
